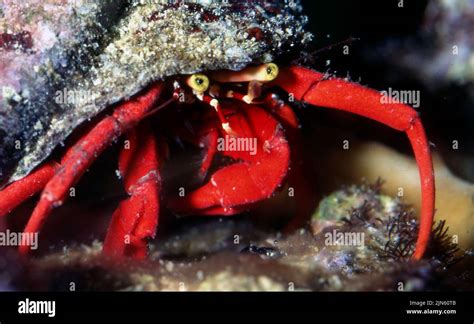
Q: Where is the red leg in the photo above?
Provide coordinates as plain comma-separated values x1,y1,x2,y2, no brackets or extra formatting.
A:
18,83,164,255
0,162,59,217
263,94,317,231
103,123,161,259
275,66,435,260
168,102,290,215
199,94,235,135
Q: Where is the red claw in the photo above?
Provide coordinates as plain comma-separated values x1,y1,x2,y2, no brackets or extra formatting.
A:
168,101,291,216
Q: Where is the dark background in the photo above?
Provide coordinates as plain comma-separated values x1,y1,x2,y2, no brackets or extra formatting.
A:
301,0,428,43
299,0,473,182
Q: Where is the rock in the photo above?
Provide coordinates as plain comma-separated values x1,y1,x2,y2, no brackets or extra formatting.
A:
313,138,474,251
11,183,466,291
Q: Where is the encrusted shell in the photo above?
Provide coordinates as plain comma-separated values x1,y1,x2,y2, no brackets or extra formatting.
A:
0,0,312,185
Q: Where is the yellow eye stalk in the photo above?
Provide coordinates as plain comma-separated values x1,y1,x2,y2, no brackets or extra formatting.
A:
186,74,210,93
184,64,280,118
209,63,280,83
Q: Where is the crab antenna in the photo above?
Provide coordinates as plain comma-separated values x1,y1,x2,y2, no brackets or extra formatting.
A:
199,94,234,135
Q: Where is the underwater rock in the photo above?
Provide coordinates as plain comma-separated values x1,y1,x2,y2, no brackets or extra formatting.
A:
11,183,466,291
0,0,127,184
369,0,474,87
312,132,474,251
0,0,311,185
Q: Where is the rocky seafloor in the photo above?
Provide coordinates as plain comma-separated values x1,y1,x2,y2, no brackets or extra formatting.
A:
1,181,470,292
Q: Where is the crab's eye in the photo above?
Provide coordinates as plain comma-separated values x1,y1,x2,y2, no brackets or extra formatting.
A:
186,74,209,92
263,63,279,81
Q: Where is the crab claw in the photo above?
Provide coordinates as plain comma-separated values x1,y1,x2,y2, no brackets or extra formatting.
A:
274,66,435,260
168,102,290,216
103,123,161,259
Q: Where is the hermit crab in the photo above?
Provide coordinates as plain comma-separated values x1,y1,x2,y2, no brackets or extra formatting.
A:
0,1,434,260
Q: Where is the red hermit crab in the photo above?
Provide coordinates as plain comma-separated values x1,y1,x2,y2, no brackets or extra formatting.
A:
0,1,434,260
